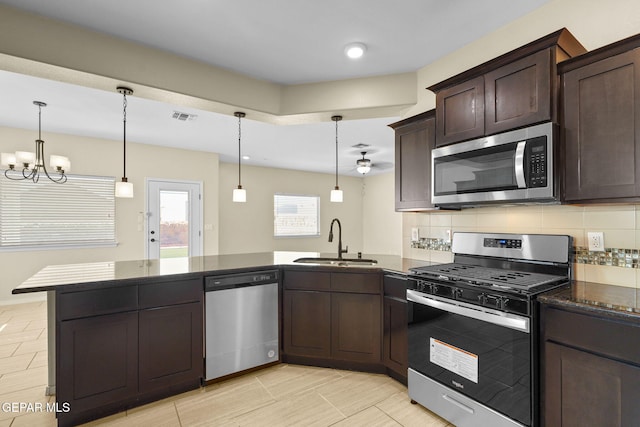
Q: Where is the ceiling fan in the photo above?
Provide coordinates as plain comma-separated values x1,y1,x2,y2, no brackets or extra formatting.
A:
352,151,393,174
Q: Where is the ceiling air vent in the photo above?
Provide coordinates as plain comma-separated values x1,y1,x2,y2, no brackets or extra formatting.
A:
351,143,370,149
172,111,198,121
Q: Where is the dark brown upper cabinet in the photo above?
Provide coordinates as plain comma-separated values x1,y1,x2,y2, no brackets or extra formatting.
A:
429,28,586,147
388,110,436,211
560,34,640,203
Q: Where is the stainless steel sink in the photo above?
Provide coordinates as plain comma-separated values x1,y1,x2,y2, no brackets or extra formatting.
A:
293,257,377,266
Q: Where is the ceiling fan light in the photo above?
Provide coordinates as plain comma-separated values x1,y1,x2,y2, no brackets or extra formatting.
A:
357,165,371,174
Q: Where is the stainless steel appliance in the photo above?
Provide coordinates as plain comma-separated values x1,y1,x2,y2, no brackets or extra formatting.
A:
407,232,572,427
205,270,279,381
432,122,556,207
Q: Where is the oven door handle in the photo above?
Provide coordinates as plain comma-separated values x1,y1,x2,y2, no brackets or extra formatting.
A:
515,141,527,189
407,290,530,333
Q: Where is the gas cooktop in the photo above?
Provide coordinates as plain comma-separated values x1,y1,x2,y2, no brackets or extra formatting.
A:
410,263,567,291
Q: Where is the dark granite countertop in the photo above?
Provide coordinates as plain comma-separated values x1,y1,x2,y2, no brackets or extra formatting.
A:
538,281,640,322
12,251,430,294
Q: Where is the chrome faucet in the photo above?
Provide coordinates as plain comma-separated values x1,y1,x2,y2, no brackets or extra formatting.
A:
328,218,348,259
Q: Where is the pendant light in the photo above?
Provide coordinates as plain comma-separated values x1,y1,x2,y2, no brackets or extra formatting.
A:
1,101,69,183
115,86,134,198
232,111,247,202
330,115,343,202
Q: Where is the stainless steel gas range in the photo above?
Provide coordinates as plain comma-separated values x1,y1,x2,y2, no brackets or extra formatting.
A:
407,232,572,427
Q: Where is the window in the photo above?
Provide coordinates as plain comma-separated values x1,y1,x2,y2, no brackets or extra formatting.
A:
274,194,320,237
0,174,116,250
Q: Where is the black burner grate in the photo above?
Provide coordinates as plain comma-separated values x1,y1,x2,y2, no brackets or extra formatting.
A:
412,263,564,290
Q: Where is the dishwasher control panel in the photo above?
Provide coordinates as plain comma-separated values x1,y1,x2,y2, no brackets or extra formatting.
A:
205,270,278,291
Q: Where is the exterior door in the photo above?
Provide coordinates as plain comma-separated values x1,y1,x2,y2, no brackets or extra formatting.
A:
146,179,202,259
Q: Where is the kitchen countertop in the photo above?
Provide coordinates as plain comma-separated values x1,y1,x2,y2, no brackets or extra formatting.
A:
12,251,430,294
538,280,640,322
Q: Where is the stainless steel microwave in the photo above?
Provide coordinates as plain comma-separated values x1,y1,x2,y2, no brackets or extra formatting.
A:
432,122,556,207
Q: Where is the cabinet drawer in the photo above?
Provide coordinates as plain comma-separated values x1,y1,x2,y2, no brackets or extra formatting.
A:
139,278,202,309
283,270,331,291
544,306,640,365
383,275,409,299
331,272,381,294
58,285,138,320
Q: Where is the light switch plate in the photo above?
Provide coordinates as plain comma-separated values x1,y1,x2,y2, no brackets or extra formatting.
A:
411,228,419,242
587,231,605,252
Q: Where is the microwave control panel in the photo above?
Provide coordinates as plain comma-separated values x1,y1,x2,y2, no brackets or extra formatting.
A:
525,136,547,187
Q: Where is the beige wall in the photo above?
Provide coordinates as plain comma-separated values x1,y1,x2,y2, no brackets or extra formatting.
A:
218,163,367,255
0,126,220,304
362,172,402,255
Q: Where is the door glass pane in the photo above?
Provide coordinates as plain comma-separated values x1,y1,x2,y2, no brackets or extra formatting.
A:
433,142,518,196
159,190,189,258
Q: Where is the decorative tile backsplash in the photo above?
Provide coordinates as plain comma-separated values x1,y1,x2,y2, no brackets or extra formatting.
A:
575,247,640,268
410,238,451,252
410,242,640,269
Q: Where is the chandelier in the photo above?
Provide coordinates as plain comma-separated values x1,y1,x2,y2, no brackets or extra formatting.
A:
1,101,69,183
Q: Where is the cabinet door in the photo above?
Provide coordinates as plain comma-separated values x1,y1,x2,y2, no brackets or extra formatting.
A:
139,302,203,393
394,113,436,211
485,49,552,135
282,290,331,358
383,296,407,383
435,76,485,146
544,341,640,426
563,49,640,202
331,293,381,363
58,312,138,418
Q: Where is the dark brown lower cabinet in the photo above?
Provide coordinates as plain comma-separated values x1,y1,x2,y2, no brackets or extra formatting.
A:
138,302,203,394
56,279,203,427
541,304,640,426
282,290,331,358
544,341,640,426
383,296,407,383
331,292,381,363
58,311,138,422
282,269,382,371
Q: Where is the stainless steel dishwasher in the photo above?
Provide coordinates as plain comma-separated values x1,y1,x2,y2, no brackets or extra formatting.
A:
204,270,279,381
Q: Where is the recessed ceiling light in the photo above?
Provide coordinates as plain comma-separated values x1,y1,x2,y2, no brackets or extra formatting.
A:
344,42,366,59
242,155,250,160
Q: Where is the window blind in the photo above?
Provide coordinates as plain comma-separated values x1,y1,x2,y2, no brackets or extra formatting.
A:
274,194,320,237
0,173,116,249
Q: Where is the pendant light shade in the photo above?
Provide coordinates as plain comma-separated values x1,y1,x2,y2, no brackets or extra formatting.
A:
233,112,247,203
330,115,343,203
116,86,134,198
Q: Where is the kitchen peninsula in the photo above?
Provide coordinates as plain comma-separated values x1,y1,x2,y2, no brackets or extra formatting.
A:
13,251,426,427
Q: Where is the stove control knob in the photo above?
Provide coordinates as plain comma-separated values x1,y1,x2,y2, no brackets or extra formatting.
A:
500,297,510,310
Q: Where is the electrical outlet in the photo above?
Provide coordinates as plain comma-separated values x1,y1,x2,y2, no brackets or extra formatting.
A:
444,229,451,243
411,228,420,242
587,231,605,252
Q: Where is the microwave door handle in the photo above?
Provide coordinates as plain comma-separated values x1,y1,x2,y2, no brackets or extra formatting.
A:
514,141,527,189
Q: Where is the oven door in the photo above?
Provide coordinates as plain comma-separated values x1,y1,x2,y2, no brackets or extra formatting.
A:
407,290,532,426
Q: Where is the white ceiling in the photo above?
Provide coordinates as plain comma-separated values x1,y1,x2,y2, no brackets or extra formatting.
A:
0,0,549,176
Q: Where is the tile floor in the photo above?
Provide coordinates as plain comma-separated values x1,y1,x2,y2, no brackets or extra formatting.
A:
0,301,453,426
